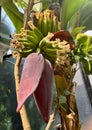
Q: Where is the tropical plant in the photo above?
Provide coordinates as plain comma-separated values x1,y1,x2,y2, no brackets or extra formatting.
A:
1,0,92,130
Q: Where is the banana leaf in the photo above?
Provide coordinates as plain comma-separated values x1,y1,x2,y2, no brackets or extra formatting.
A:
61,0,87,29
79,1,92,30
1,0,23,33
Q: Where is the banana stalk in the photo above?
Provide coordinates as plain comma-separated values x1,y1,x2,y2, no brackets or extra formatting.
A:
14,53,32,130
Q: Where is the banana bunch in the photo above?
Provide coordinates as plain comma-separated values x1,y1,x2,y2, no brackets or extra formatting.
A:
10,9,61,58
39,33,63,64
34,9,61,36
10,23,44,57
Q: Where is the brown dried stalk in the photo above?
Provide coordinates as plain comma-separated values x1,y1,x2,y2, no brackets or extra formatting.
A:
66,82,81,130
52,47,81,130
45,107,58,130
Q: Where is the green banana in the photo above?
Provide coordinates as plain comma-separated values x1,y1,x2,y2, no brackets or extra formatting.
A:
19,48,33,57
17,38,28,42
44,53,57,64
17,37,36,49
45,52,57,59
33,26,44,41
58,21,61,31
28,21,44,41
22,41,36,48
36,12,43,32
43,41,61,50
27,30,40,42
41,12,48,36
34,9,60,36
39,38,53,50
52,15,58,33
44,48,57,55
27,35,38,45
43,41,53,50
47,11,54,33
39,38,47,49
39,34,61,51
23,45,32,50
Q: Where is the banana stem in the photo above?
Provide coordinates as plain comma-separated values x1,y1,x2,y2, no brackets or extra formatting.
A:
23,0,34,29
13,1,34,130
45,107,58,130
14,1,34,129
53,61,81,130
14,53,32,130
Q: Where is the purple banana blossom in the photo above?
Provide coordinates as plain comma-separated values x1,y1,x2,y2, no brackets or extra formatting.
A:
17,52,54,123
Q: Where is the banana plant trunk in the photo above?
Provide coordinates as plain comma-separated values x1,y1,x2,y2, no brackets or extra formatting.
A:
54,64,81,130
59,84,80,130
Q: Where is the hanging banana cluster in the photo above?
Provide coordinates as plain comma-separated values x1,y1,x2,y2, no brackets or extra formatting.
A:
39,33,71,64
10,9,68,62
10,23,44,57
10,9,61,57
34,9,61,36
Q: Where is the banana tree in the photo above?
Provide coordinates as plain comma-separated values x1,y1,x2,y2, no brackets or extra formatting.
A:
1,0,92,130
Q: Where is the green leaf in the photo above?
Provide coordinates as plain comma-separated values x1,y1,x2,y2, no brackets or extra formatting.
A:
71,26,85,37
64,90,71,96
81,59,92,75
1,0,23,33
76,34,91,52
59,95,66,104
77,35,88,45
74,55,80,62
13,0,28,9
79,1,92,30
61,0,87,29
66,13,78,31
88,45,92,53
